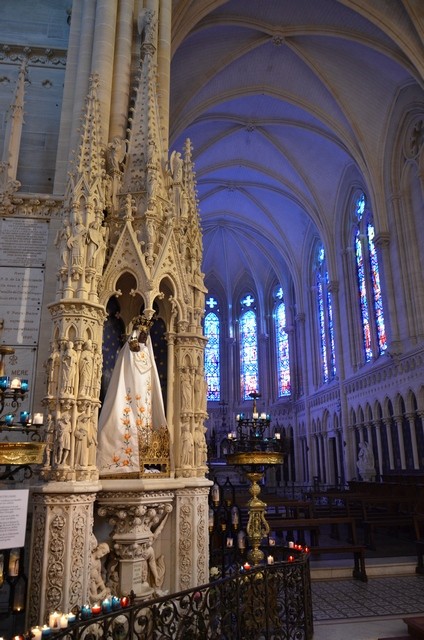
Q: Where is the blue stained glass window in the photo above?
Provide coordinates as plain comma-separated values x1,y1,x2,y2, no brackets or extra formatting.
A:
325,269,336,377
353,192,387,361
274,286,291,396
367,223,387,353
316,246,336,382
240,296,259,400
204,299,220,401
355,228,372,361
317,271,328,381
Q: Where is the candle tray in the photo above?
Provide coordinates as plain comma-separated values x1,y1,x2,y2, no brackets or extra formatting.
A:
0,442,46,465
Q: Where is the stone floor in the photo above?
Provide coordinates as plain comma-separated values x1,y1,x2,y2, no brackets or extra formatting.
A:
311,564,424,638
313,616,411,640
305,517,424,638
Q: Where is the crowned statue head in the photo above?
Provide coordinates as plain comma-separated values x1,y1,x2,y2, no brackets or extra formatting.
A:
129,314,155,350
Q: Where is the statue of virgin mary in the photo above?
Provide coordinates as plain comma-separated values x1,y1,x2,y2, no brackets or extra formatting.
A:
97,315,169,478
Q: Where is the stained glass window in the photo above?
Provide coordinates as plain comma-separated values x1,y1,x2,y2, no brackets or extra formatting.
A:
274,286,291,396
239,294,259,399
315,245,336,382
204,296,220,401
368,223,387,353
315,246,336,382
353,192,387,361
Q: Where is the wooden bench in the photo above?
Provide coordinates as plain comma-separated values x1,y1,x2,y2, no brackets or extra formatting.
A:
362,514,414,549
268,516,358,547
309,544,368,582
413,514,424,574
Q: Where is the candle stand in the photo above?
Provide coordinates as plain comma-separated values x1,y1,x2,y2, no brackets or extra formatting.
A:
226,392,287,565
0,344,45,480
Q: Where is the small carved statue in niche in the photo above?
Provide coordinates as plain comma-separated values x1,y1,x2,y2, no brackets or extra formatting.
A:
54,216,71,268
45,342,60,397
180,423,193,467
74,413,90,468
357,441,376,481
78,339,93,397
194,423,208,467
140,539,165,593
107,137,126,173
87,219,108,273
92,343,102,397
87,411,97,467
89,538,111,604
61,341,78,395
181,368,192,411
54,412,72,467
69,215,87,273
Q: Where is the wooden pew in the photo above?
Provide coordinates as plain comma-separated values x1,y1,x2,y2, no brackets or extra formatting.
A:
267,516,358,547
309,545,368,582
268,515,367,582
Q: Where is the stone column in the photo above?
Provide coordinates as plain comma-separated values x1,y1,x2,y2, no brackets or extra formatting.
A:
68,0,96,172
91,0,118,144
382,418,395,470
302,437,309,483
327,281,345,379
321,433,330,485
174,486,210,592
109,0,133,140
157,0,172,154
27,487,97,628
374,232,402,351
374,420,384,480
310,435,319,482
393,414,406,469
53,0,83,193
405,412,420,469
295,312,307,396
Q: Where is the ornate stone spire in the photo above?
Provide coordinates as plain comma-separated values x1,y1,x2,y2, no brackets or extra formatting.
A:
57,73,109,302
121,10,165,202
0,60,27,200
66,73,106,200
43,74,109,483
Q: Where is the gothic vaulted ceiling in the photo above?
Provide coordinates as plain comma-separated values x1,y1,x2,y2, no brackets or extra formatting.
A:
169,0,424,305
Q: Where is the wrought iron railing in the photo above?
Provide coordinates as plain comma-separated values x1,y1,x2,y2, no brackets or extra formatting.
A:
31,557,313,640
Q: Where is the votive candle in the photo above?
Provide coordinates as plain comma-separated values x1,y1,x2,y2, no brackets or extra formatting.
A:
48,612,60,629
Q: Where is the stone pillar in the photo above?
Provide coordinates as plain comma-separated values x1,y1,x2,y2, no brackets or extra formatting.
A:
393,414,406,469
1,61,26,183
157,0,172,154
27,487,97,628
109,0,133,140
374,420,384,480
91,0,118,144
322,433,329,485
68,0,96,170
174,486,210,592
166,332,176,473
383,418,395,470
53,0,83,193
295,312,307,396
405,412,420,469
